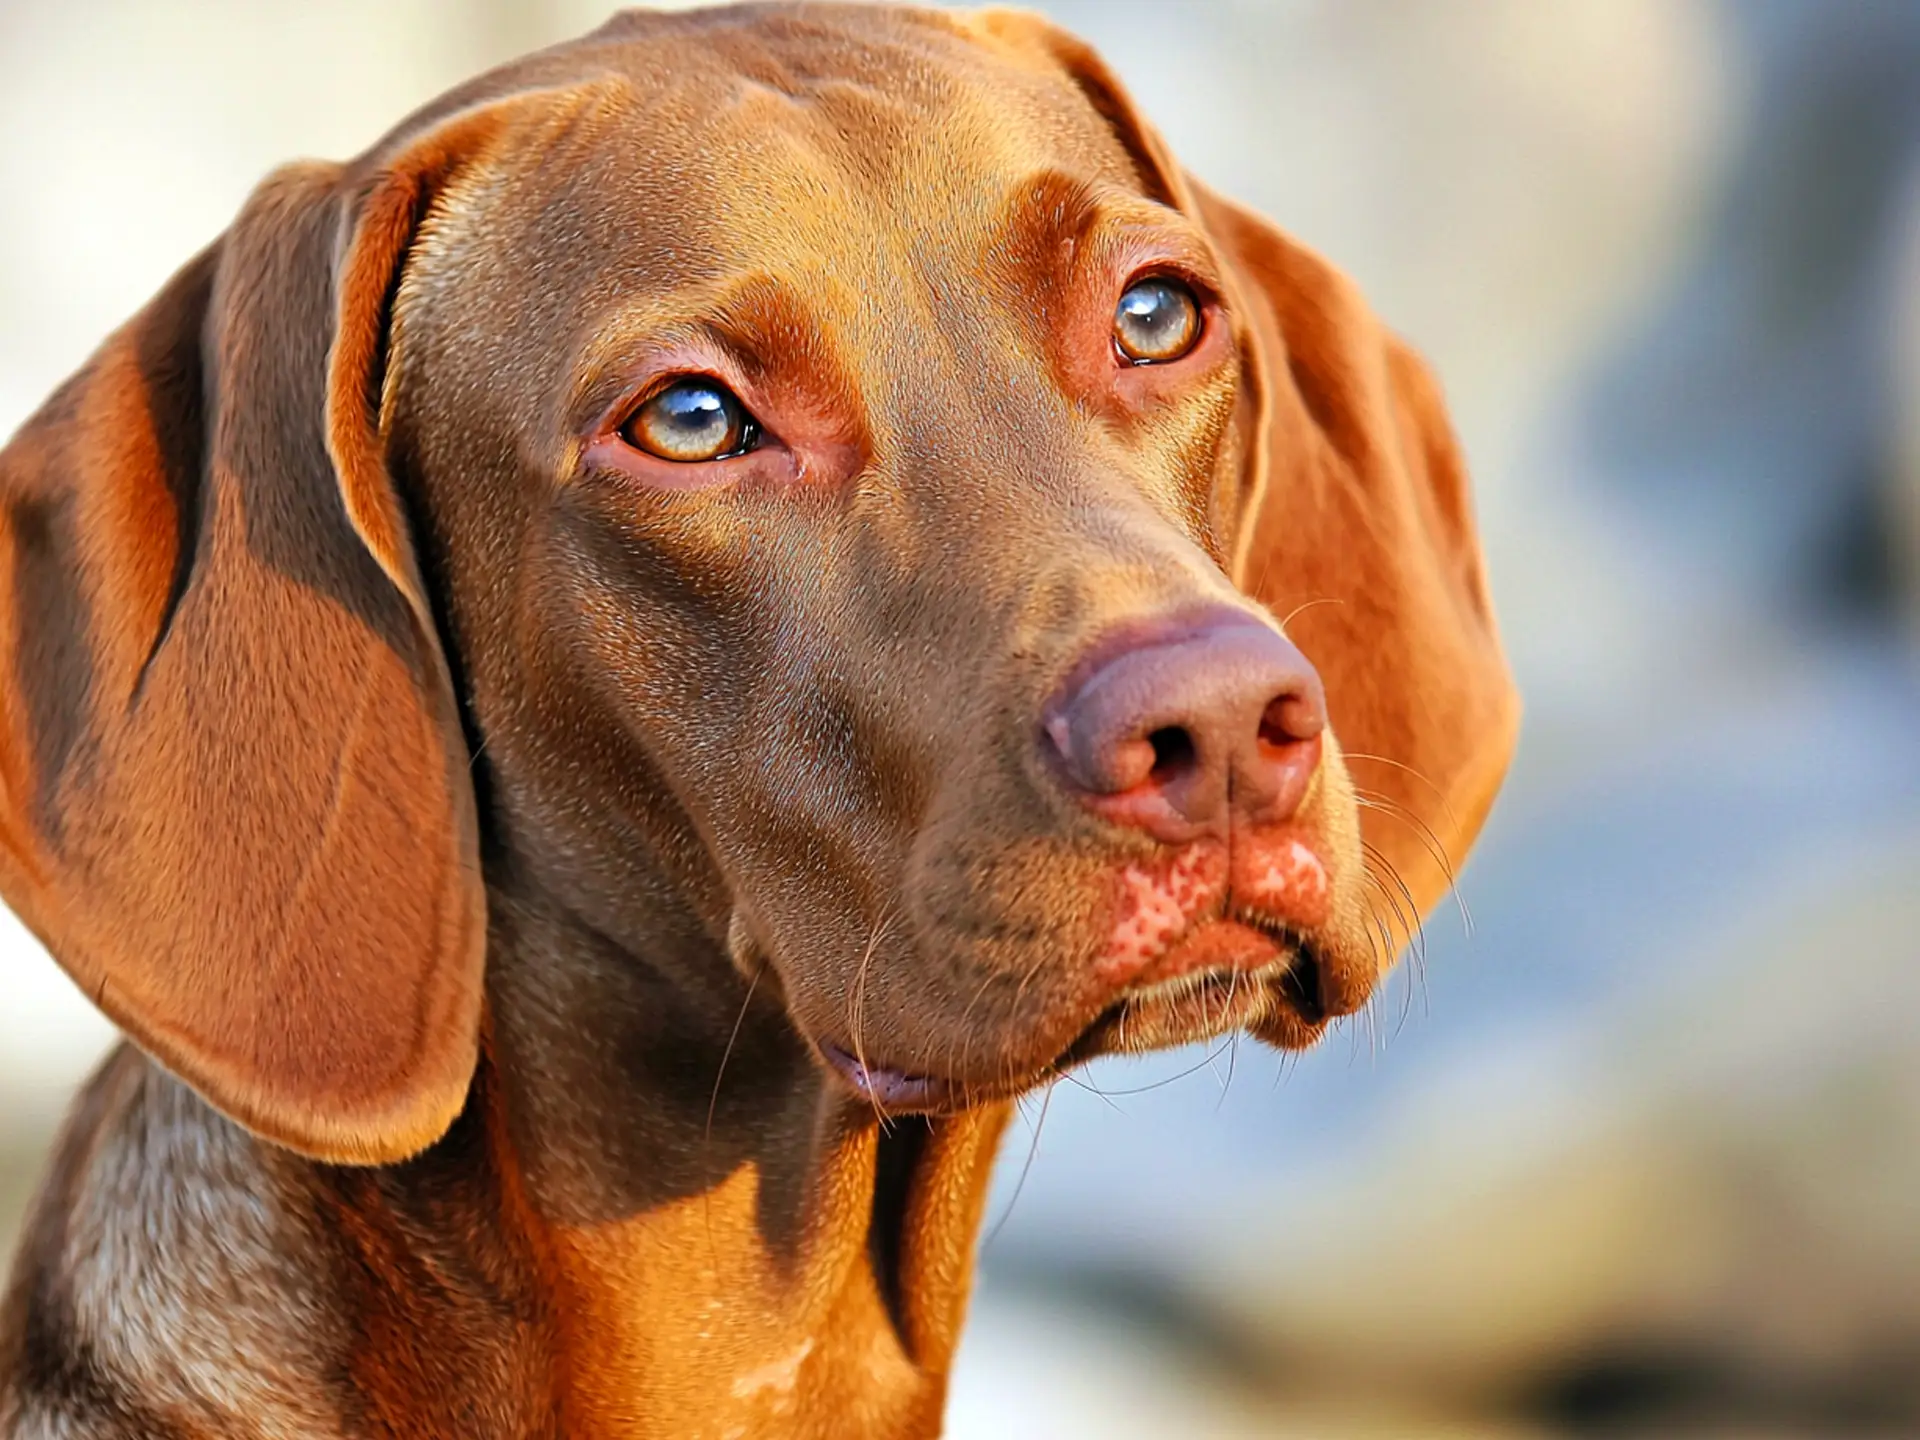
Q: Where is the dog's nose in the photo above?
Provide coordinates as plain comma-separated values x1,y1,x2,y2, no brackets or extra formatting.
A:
1045,611,1325,842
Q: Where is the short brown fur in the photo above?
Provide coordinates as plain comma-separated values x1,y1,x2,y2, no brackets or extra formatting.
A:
0,6,1517,1436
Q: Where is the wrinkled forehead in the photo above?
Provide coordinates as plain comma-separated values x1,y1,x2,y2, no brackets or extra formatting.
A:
617,16,1141,262
410,16,1157,355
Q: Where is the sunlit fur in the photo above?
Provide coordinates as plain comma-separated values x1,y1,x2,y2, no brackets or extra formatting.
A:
0,6,1516,1435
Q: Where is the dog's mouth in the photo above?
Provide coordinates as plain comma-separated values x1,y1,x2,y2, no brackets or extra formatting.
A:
817,911,1334,1117
1066,912,1331,1061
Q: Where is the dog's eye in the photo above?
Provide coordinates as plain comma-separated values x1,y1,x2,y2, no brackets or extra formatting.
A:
1113,276,1202,365
621,378,759,462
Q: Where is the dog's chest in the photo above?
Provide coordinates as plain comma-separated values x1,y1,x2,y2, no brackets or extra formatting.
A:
542,1186,945,1439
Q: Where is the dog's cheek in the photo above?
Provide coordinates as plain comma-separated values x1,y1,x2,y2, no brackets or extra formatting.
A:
895,819,1105,1054
1121,367,1242,563
1212,382,1260,567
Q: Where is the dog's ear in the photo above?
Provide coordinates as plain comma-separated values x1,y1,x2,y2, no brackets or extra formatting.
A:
1203,190,1520,946
0,108,521,1163
969,10,1521,948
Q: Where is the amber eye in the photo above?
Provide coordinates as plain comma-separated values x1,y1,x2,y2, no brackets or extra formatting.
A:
1113,276,1202,364
620,378,759,462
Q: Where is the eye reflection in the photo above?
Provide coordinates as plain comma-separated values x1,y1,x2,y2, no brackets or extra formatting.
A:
621,378,759,462
1113,276,1201,364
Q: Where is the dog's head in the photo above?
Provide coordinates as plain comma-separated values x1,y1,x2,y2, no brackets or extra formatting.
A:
0,6,1517,1162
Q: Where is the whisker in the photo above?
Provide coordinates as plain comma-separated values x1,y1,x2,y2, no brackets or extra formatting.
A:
1204,1035,1230,1089
982,1081,1055,1252
1087,1040,1233,1097
1275,595,1344,632
1212,965,1243,1102
1366,888,1420,1042
953,940,1060,1104
1244,542,1279,603
1356,822,1437,965
1358,881,1406,1004
1357,861,1414,961
1360,839,1426,972
1363,843,1430,1001
1359,879,1397,959
705,964,764,1149
702,961,765,1269
950,969,1004,1098
847,905,898,1131
1057,1066,1124,1114
1353,789,1474,939
1215,1030,1242,1113
1341,750,1457,821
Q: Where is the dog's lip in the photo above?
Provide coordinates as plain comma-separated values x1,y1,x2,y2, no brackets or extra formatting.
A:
815,913,1331,1114
817,1040,957,1111
1061,918,1329,1064
1125,909,1310,993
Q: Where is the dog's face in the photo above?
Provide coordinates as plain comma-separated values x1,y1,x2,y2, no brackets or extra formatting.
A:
397,14,1370,1109
0,5,1517,1161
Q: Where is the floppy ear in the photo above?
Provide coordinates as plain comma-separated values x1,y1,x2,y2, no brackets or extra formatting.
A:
969,10,1521,946
1205,191,1520,943
0,114,507,1163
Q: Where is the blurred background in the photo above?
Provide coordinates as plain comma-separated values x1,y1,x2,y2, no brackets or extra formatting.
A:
3,1,1918,1435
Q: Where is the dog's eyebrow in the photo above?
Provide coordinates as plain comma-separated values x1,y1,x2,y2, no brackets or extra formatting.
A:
565,273,864,436
701,274,861,392
989,169,1107,267
987,169,1218,289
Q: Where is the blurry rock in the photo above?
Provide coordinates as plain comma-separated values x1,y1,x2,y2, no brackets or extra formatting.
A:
1178,851,1920,1428
1889,151,1920,651
1583,1,1920,632
947,1284,1550,1440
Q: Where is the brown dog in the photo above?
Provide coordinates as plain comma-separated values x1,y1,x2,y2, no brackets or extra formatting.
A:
0,5,1517,1436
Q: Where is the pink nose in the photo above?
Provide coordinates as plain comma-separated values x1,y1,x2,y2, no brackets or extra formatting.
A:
1045,610,1325,844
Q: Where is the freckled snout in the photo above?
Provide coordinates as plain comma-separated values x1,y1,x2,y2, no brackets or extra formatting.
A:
1044,609,1326,843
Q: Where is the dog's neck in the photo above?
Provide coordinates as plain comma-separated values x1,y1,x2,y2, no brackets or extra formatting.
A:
390,875,1012,1437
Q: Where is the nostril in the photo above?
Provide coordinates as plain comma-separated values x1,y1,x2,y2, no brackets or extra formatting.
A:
1256,702,1292,752
1146,726,1196,784
1047,611,1325,827
1258,692,1323,750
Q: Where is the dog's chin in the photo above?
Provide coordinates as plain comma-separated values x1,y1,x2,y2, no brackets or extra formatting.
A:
815,918,1339,1117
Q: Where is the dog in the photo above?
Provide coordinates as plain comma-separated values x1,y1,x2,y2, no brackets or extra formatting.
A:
0,5,1518,1435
